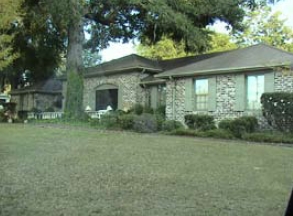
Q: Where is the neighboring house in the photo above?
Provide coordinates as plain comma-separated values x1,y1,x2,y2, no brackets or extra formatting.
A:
62,44,293,126
11,79,63,113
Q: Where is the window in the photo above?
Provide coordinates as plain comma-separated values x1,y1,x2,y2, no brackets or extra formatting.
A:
195,79,208,110
247,74,264,110
96,89,118,110
157,85,166,106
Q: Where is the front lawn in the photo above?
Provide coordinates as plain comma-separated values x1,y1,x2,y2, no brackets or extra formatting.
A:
0,124,292,215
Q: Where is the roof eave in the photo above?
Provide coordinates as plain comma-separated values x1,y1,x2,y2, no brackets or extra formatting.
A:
155,65,285,79
84,67,163,78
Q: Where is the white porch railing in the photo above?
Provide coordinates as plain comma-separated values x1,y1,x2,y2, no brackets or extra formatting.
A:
27,110,109,120
85,110,109,119
27,112,64,119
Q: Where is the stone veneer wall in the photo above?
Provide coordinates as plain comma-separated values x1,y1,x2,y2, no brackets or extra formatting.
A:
165,71,293,128
11,93,61,112
83,72,145,111
275,71,293,92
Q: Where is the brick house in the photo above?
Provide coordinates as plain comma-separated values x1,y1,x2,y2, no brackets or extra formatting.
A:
63,44,293,124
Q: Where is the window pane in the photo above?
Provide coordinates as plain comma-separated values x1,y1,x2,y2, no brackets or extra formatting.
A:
247,75,264,109
195,79,208,94
195,79,208,110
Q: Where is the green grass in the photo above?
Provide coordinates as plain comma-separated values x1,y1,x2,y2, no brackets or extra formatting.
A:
0,124,293,216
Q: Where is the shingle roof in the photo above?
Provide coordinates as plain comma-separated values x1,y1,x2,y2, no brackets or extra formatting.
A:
84,54,163,78
10,79,62,95
156,44,293,78
159,52,227,71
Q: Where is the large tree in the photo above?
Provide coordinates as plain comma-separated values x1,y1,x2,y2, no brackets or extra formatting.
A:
233,6,293,51
137,35,188,60
15,0,278,118
0,0,23,90
137,32,238,59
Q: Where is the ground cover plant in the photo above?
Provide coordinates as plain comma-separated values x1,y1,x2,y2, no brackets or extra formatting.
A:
0,124,293,216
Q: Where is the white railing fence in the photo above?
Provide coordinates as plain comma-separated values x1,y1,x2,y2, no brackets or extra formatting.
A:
27,110,109,120
27,112,64,120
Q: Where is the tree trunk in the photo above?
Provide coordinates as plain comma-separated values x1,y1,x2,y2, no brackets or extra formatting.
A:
64,17,85,119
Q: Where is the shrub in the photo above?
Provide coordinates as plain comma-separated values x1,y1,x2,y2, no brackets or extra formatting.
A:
155,114,165,131
155,105,166,117
100,112,120,129
133,113,157,133
131,104,144,115
18,111,28,120
198,129,234,139
218,119,232,131
162,120,184,132
242,132,293,144
184,114,216,131
169,128,198,136
261,92,293,132
143,106,154,114
119,114,136,130
169,128,234,139
0,110,5,122
218,116,258,138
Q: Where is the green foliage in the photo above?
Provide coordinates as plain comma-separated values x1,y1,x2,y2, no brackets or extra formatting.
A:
184,114,216,131
0,0,22,71
131,104,144,115
169,128,234,139
197,129,235,139
233,6,293,52
218,119,233,131
119,114,136,130
100,112,120,129
0,110,5,122
219,116,258,138
207,33,238,53
143,106,154,114
64,72,84,119
133,113,158,133
261,92,293,132
155,105,166,117
242,132,293,144
162,120,184,132
17,110,28,120
137,35,189,60
154,113,165,131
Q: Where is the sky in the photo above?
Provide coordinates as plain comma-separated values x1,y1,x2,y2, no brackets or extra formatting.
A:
100,0,293,62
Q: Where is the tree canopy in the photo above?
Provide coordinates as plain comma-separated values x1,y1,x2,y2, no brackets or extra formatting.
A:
233,6,293,52
0,0,22,70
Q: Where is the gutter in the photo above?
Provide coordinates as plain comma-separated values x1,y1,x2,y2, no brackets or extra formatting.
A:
155,65,280,79
84,67,163,79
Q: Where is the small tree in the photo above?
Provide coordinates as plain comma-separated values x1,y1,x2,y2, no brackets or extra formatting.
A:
261,92,293,132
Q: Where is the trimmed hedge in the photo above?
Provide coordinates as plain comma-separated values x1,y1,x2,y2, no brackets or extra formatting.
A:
261,92,293,132
162,120,184,132
168,128,234,139
218,116,258,138
242,132,293,144
119,114,136,130
184,114,216,131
